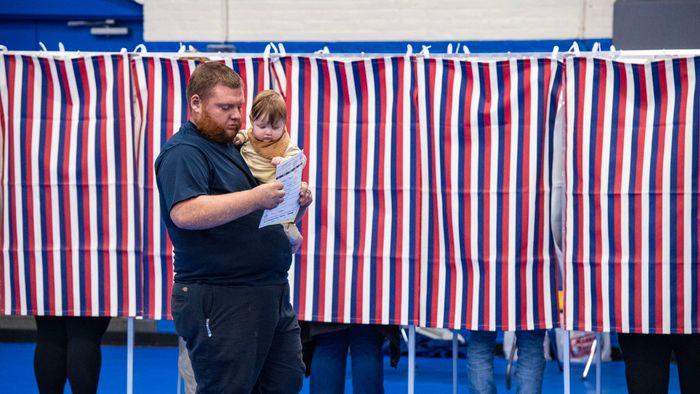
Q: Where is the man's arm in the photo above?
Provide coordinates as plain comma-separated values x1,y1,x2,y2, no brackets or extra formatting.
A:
171,181,285,230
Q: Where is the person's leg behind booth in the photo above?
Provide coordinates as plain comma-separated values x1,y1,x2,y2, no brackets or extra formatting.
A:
467,330,497,394
513,329,546,394
65,316,111,394
669,333,700,394
348,325,385,394
34,316,69,393
310,329,350,394
618,333,672,394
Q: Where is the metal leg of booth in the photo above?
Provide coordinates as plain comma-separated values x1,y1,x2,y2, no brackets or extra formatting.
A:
127,317,134,394
564,330,571,394
408,325,416,394
453,332,458,394
595,333,602,394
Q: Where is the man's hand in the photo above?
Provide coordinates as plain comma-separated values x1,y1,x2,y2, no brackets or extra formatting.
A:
253,181,285,209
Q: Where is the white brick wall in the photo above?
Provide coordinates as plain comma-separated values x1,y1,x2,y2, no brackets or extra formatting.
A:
144,0,614,42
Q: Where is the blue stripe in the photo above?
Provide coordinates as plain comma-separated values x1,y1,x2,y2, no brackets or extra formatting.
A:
91,56,105,313
72,57,88,313
457,60,469,328
313,58,326,320
388,57,401,322
140,58,152,317
438,59,453,326
628,64,644,330
111,55,125,314
476,62,487,328
18,57,34,313
331,60,344,320
512,59,524,328
158,58,172,317
407,58,418,323
494,61,506,329
570,58,581,328
350,59,363,321
669,60,682,332
607,61,621,331
55,58,70,314
421,58,435,325
588,59,600,329
648,61,662,333
368,58,381,323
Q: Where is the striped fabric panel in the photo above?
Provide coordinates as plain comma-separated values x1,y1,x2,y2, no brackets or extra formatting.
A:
564,57,700,333
0,54,139,317
286,55,561,329
132,56,270,319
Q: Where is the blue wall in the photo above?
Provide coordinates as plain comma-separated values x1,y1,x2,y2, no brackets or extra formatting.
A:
0,0,611,53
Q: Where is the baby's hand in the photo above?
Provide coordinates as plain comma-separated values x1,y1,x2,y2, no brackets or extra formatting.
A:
271,156,285,166
233,131,246,147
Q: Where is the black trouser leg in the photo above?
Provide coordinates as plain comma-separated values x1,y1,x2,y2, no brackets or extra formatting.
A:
670,334,700,394
34,316,68,394
618,333,672,394
65,316,111,394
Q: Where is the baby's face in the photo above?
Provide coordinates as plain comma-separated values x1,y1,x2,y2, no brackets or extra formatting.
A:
252,116,285,142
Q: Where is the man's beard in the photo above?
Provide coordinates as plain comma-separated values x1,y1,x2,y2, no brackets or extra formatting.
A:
195,109,240,144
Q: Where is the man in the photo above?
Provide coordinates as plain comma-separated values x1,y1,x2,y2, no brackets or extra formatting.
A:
155,61,310,393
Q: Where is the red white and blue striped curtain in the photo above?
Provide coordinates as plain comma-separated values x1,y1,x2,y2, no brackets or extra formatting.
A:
283,55,562,329
564,56,700,333
0,54,139,317
132,55,270,319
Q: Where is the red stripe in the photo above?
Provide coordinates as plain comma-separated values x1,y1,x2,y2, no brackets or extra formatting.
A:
463,61,474,329
501,60,512,328
336,62,350,322
42,58,56,314
164,59,178,320
594,60,607,329
146,58,156,319
633,64,647,332
0,56,7,314
25,57,38,314
655,61,668,331
318,60,331,320
298,58,311,320
443,60,456,328
393,57,405,324
374,59,387,323
613,62,626,330
519,59,531,329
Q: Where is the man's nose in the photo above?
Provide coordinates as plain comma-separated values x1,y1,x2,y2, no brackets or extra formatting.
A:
230,107,241,119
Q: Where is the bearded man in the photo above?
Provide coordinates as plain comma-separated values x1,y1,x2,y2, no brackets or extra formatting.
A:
155,62,309,393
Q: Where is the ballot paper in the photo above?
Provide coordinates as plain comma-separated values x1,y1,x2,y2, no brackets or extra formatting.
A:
259,151,305,227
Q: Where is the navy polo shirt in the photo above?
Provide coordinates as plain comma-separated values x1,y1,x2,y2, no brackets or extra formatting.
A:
154,121,292,286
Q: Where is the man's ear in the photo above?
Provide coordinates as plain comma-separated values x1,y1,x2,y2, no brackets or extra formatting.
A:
190,94,202,115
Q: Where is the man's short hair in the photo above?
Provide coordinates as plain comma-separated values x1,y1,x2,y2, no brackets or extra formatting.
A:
186,61,242,102
249,90,287,125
